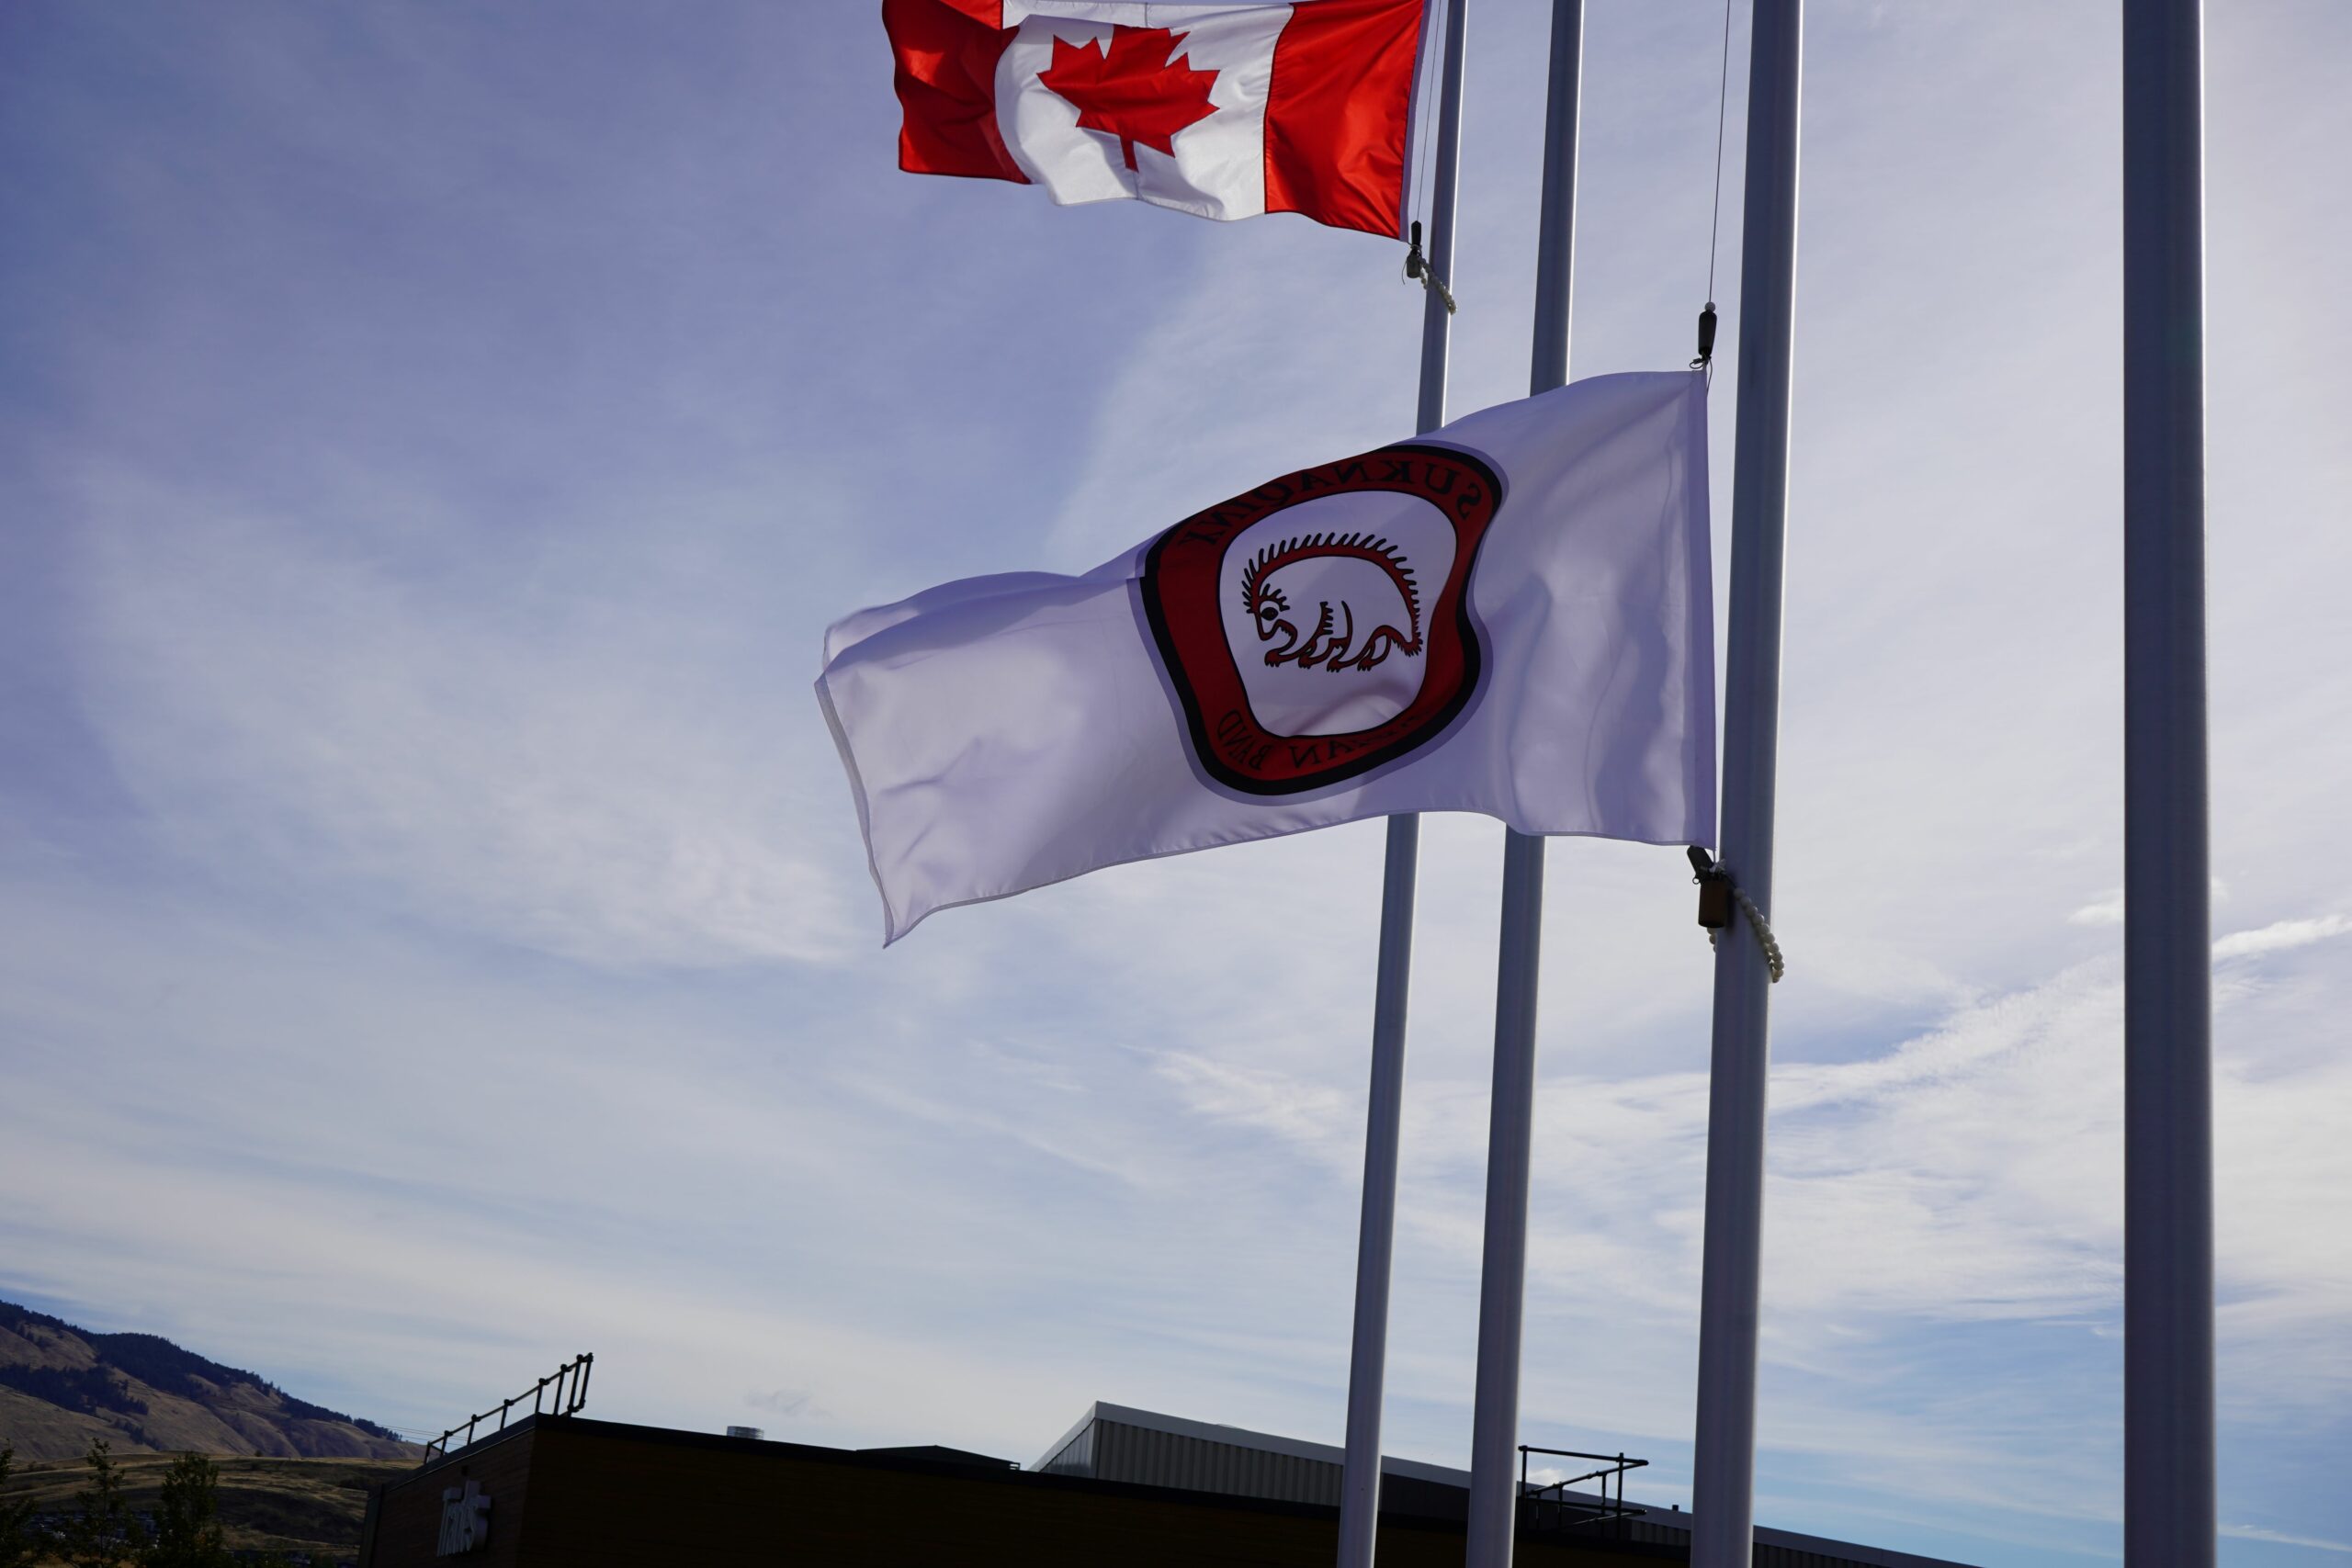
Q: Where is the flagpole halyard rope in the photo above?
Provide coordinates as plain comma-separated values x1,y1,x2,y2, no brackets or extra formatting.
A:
1403,220,1458,314
1402,4,1456,317
1688,845,1785,983
1692,0,1734,375
1727,881,1784,983
1704,0,1734,304
1408,0,1449,239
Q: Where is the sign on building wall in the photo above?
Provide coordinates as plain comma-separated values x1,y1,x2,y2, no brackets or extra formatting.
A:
435,1478,492,1556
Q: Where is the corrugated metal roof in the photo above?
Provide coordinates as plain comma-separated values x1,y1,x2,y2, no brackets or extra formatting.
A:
1031,1400,1469,1490
1030,1402,1981,1568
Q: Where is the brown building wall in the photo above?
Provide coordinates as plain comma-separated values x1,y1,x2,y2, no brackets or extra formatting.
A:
365,1416,1672,1568
365,1422,535,1568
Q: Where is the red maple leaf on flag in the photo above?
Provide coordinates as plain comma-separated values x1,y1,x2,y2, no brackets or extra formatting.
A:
1037,27,1221,172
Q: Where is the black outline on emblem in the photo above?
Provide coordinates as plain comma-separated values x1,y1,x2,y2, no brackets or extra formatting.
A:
1140,442,1504,796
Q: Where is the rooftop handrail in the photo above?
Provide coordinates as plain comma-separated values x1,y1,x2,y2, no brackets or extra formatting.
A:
1516,1445,1649,1532
419,1352,594,1466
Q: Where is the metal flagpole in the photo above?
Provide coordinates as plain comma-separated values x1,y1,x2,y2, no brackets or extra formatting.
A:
1461,4,1582,1565
1688,2,1802,1564
1337,3,1468,1563
2121,2,2215,1562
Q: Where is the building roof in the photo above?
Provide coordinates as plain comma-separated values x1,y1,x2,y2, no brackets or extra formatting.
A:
1034,1402,1979,1568
861,1443,1021,1470
1035,1400,1472,1490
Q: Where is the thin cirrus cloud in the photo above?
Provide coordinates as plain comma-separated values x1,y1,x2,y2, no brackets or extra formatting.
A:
2213,914,2352,963
1,4,2348,1567
64,470,864,969
2222,1526,2352,1557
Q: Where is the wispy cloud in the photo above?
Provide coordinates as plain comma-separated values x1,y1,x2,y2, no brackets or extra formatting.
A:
746,1389,817,1418
2069,892,2124,927
2221,1525,2352,1555
2214,914,2352,962
3,4,2349,1566
65,470,864,969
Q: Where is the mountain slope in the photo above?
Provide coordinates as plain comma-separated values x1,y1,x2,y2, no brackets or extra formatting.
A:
0,1300,418,1462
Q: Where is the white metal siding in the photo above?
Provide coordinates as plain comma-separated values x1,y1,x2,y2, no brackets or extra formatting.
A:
1093,1418,1343,1506
1038,1422,1095,1478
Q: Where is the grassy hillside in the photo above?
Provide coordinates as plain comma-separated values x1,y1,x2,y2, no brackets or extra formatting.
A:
0,1301,418,1464
2,1450,415,1562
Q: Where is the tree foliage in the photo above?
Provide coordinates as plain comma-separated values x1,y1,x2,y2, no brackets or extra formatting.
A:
65,1439,143,1568
6,1440,311,1568
144,1453,231,1568
0,1366,150,1420
0,1445,44,1568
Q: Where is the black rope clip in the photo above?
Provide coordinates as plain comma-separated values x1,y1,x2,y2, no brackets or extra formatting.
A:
1686,845,1786,980
1687,844,1732,930
1691,301,1718,369
1402,220,1456,315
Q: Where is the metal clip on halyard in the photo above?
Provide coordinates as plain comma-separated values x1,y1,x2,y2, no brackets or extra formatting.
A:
1403,220,1456,315
1691,301,1718,369
1687,845,1783,983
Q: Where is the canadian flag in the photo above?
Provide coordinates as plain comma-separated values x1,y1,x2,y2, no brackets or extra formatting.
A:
883,0,1428,236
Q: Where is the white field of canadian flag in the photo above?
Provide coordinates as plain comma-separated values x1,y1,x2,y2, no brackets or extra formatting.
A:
883,0,1427,234
818,371,1716,943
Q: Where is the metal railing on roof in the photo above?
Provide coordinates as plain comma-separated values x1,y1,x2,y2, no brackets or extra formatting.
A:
420,1353,593,1466
1517,1445,1648,1534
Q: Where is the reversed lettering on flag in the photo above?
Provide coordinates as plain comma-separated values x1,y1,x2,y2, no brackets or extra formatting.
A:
882,0,1426,235
816,371,1716,943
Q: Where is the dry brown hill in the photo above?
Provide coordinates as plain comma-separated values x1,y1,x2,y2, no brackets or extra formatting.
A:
0,1300,419,1463
1,1450,415,1562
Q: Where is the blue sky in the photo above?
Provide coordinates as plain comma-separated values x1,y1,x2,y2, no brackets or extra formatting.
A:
3,3,2348,1564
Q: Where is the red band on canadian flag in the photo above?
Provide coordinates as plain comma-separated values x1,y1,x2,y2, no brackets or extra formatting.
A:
1262,0,1423,235
884,0,1028,184
881,0,1426,237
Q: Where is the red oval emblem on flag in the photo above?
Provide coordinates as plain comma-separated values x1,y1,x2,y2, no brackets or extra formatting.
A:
1141,442,1503,795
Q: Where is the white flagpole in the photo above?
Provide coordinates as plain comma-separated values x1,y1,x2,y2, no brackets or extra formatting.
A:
1336,3,1467,1564
1461,4,1582,1565
1689,2,1802,1564
2121,1,2215,1562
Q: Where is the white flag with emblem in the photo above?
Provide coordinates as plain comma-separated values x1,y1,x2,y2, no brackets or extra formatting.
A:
819,370,1715,942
